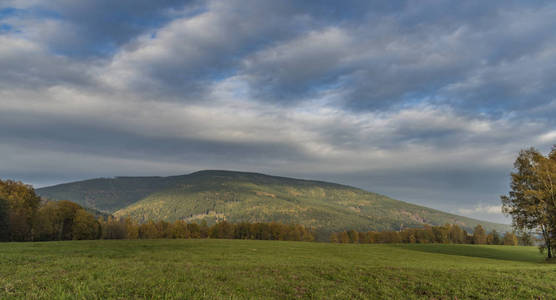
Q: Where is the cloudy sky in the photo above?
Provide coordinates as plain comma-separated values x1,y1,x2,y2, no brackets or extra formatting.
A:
1,0,556,223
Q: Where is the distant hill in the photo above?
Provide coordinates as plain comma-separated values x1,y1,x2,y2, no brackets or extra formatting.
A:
37,170,510,236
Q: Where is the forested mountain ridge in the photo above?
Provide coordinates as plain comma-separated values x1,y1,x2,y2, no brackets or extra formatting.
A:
37,170,510,234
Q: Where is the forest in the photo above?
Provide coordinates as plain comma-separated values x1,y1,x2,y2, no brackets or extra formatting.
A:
1,178,522,245
0,179,314,242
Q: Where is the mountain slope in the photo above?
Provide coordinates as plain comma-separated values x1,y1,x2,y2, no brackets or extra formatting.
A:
37,170,510,234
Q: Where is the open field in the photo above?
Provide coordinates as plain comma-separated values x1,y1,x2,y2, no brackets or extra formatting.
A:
0,240,554,299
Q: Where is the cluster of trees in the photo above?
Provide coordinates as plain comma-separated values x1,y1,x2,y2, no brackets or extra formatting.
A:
100,217,314,241
501,146,556,258
0,179,105,241
0,179,314,242
0,179,106,241
330,224,526,246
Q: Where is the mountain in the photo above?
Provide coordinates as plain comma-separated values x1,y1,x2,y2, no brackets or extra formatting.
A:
36,170,510,236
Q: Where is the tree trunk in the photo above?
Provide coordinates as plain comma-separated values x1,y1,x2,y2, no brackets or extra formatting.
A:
546,230,552,258
541,226,552,258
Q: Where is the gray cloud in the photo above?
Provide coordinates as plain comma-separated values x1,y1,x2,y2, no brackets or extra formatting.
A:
0,35,93,89
1,0,198,57
236,1,556,113
2,0,556,224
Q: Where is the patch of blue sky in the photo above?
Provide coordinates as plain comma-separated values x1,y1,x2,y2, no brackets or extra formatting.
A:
399,96,432,109
204,69,239,83
51,42,119,58
310,79,345,94
0,23,12,31
0,7,62,20
0,7,21,19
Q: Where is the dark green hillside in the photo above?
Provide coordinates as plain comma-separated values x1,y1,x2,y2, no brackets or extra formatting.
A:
37,170,510,234
37,176,173,212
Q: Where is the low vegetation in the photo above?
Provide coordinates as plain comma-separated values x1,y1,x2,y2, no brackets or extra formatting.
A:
0,239,554,299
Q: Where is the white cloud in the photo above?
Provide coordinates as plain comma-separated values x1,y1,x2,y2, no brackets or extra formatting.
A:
457,204,502,215
538,131,556,143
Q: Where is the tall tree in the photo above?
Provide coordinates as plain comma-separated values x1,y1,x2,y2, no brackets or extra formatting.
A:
448,225,467,244
501,147,556,258
72,209,101,240
503,232,518,246
33,201,59,241
487,230,501,245
0,180,41,241
472,225,487,244
0,197,9,241
338,231,349,243
54,201,83,240
347,229,359,243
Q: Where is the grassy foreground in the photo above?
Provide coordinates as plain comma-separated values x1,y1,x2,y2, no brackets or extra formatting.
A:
0,240,554,299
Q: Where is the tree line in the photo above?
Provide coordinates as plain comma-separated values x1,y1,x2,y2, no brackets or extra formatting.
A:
100,217,315,241
330,224,529,246
501,146,556,258
0,179,314,242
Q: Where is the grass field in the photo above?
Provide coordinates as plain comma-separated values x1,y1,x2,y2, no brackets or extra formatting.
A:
0,240,554,299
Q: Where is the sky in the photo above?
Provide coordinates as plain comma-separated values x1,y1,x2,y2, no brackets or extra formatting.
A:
1,0,556,224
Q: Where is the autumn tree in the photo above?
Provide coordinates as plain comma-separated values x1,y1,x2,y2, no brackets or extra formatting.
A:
138,220,159,239
72,209,101,240
234,222,250,239
432,225,450,243
501,147,556,258
486,230,501,245
199,220,209,238
338,231,350,243
503,232,518,246
124,218,139,239
347,229,359,243
0,197,9,241
210,220,234,239
155,220,171,238
472,225,487,244
102,216,128,239
417,226,435,243
358,232,368,243
171,220,190,239
367,232,377,243
31,200,98,241
448,225,467,244
188,223,201,238
54,201,83,240
0,180,41,241
33,201,59,241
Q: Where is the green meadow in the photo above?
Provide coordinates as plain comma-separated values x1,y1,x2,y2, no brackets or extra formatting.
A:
0,239,554,299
